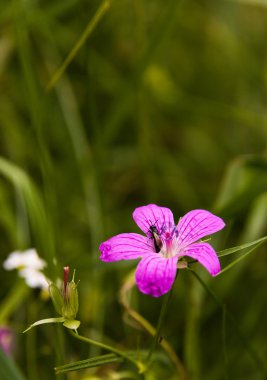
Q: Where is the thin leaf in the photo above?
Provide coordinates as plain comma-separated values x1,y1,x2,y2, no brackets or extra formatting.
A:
218,235,267,257
222,304,229,380
118,270,187,378
23,317,65,333
217,242,263,276
0,280,29,323
190,270,267,377
0,347,26,380
46,0,110,90
55,353,124,374
0,157,56,275
214,156,267,218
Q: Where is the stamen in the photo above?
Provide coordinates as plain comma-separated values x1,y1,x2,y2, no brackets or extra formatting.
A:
159,223,179,258
63,266,69,298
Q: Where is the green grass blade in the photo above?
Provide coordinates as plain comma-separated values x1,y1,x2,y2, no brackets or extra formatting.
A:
218,235,267,257
214,156,267,218
102,0,184,145
47,0,110,90
217,242,263,276
0,157,55,276
0,347,26,380
222,305,229,380
0,280,29,323
190,270,267,377
55,353,124,373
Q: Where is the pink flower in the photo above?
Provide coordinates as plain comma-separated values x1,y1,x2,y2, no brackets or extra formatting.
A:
99,204,225,297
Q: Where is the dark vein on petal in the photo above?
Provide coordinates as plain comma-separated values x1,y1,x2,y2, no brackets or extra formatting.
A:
141,256,154,283
179,211,204,237
179,212,214,244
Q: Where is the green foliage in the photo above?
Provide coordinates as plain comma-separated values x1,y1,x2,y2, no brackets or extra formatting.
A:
1,0,267,379
55,353,124,374
0,347,25,380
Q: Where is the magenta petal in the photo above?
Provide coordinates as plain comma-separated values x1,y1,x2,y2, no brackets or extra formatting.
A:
182,242,220,276
135,254,178,297
177,209,225,247
133,204,175,235
99,233,153,262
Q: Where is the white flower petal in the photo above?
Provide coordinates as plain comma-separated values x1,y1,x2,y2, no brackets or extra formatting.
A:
19,268,49,289
3,249,46,271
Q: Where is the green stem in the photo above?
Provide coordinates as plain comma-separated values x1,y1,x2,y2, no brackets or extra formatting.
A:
0,280,29,323
46,0,110,90
189,269,267,378
222,304,229,380
146,286,173,363
69,330,145,373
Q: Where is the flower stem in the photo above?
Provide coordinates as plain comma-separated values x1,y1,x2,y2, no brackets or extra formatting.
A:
189,269,267,378
119,272,187,379
69,330,146,373
146,287,173,363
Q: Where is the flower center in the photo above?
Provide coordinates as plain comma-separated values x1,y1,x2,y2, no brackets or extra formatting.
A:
156,223,179,258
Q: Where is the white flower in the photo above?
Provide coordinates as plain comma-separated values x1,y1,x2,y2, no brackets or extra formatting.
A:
3,249,48,290
19,268,48,289
3,249,46,271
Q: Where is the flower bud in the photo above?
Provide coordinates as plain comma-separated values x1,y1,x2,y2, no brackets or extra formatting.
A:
49,283,64,316
24,267,80,333
62,273,79,320
49,267,79,320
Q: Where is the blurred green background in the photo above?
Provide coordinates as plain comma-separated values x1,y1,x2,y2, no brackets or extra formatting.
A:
1,0,267,379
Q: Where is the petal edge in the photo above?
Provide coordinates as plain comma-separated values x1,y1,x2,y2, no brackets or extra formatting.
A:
133,204,175,235
181,242,220,276
177,209,225,247
99,233,153,262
